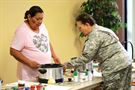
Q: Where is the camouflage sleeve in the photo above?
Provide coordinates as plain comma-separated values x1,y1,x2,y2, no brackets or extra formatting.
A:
65,32,102,68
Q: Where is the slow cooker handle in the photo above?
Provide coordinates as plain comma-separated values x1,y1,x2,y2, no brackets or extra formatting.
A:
38,69,47,74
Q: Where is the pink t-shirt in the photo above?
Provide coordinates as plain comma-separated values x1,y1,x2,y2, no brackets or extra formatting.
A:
11,22,52,81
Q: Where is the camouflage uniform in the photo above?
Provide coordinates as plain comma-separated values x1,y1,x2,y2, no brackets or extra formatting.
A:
65,24,132,90
103,65,131,90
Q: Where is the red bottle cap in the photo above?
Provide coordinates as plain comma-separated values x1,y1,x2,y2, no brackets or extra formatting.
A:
30,85,35,88
36,85,42,88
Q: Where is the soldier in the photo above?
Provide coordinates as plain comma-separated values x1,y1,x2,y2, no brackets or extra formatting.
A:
63,13,132,90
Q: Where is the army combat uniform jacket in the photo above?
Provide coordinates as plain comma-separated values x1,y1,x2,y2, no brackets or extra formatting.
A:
65,24,132,90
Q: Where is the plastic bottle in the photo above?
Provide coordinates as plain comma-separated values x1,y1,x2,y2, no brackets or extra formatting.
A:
25,87,30,90
73,70,78,82
88,69,93,81
85,69,89,81
18,80,25,90
36,85,43,90
30,85,35,90
12,86,18,90
79,71,85,82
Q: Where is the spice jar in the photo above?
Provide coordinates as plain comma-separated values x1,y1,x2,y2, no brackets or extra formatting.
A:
36,85,43,90
18,80,25,89
30,85,35,90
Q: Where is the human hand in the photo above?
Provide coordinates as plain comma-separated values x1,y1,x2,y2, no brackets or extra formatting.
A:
62,63,67,72
28,60,40,69
53,57,61,64
97,67,102,72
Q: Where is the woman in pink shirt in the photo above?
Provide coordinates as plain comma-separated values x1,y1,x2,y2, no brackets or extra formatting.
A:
10,6,60,81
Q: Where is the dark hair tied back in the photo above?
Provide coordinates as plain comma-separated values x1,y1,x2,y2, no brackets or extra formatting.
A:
24,6,43,19
24,10,30,19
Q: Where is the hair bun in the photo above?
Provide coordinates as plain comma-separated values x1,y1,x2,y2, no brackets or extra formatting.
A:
24,10,30,19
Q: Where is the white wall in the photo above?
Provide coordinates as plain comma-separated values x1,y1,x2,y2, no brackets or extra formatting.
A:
127,0,135,60
0,0,86,84
133,0,135,60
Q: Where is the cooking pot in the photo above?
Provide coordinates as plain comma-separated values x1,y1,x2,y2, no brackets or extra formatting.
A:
38,64,64,83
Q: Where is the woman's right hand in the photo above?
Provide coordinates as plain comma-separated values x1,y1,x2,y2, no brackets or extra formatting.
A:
28,60,40,69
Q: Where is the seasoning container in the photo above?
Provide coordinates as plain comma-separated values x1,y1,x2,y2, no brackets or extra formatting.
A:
85,69,88,81
30,85,35,90
68,78,72,82
36,85,43,90
25,87,30,90
5,86,13,90
67,69,74,82
42,85,47,90
18,80,25,89
79,71,85,82
12,86,18,90
73,70,78,82
88,70,93,81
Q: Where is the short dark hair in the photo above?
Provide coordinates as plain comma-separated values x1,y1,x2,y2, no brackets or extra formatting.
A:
24,6,43,19
76,13,96,26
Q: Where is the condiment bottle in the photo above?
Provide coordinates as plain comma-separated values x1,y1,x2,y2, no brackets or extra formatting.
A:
73,70,78,82
18,80,25,90
12,86,18,90
30,85,35,90
85,69,89,81
36,85,43,90
88,70,93,81
79,71,86,82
